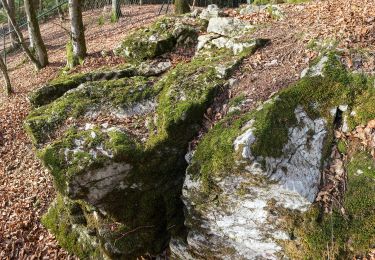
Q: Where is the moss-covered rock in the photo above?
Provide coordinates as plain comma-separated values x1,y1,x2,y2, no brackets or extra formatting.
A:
283,150,375,259
42,195,102,259
28,60,174,108
26,14,266,257
114,17,200,62
25,76,157,145
172,53,375,259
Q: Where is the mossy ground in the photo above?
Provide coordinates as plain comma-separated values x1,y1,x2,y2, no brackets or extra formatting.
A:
283,150,375,258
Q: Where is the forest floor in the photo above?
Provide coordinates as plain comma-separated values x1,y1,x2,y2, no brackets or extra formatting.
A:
0,0,374,259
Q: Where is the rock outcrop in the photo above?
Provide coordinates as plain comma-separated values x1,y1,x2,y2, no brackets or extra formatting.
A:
25,13,267,259
171,54,375,259
25,5,374,259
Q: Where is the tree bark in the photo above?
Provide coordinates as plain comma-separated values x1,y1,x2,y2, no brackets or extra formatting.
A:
0,0,42,70
174,0,190,15
111,0,122,22
0,56,13,96
25,0,48,67
68,0,86,67
7,0,17,48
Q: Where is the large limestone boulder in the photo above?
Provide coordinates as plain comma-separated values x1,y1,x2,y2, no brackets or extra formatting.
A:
25,16,267,258
171,54,375,258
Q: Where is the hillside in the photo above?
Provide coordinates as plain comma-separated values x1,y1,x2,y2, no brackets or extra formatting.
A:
0,0,374,259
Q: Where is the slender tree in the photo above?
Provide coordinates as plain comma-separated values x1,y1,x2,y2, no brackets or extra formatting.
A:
175,0,190,15
0,57,13,96
67,0,86,68
7,0,17,48
111,0,122,22
25,0,48,67
0,0,42,70
27,0,40,48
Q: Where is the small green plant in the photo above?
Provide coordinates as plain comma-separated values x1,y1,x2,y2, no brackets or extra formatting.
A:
98,15,104,26
110,12,119,23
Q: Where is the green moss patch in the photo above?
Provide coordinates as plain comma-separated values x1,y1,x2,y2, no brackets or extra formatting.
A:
115,17,198,62
188,113,253,191
39,126,140,193
189,53,375,195
25,76,156,145
42,195,101,258
284,151,375,258
29,64,137,107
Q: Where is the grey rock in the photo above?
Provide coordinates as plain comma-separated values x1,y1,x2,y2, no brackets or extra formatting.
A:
207,17,253,37
196,33,220,51
138,60,172,76
199,4,224,20
301,56,329,78
173,106,328,259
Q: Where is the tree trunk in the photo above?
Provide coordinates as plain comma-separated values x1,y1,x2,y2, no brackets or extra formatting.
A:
0,0,42,70
25,0,48,67
111,0,122,22
68,0,86,68
7,0,17,48
27,0,39,48
0,56,13,96
174,0,190,15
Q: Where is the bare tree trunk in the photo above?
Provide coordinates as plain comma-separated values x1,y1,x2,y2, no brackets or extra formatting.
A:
68,0,86,68
0,0,42,70
25,0,48,67
0,57,13,96
111,0,122,22
7,0,17,48
28,0,40,48
175,0,190,15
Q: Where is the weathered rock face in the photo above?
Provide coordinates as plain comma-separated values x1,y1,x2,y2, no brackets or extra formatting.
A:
171,54,375,259
25,14,267,259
